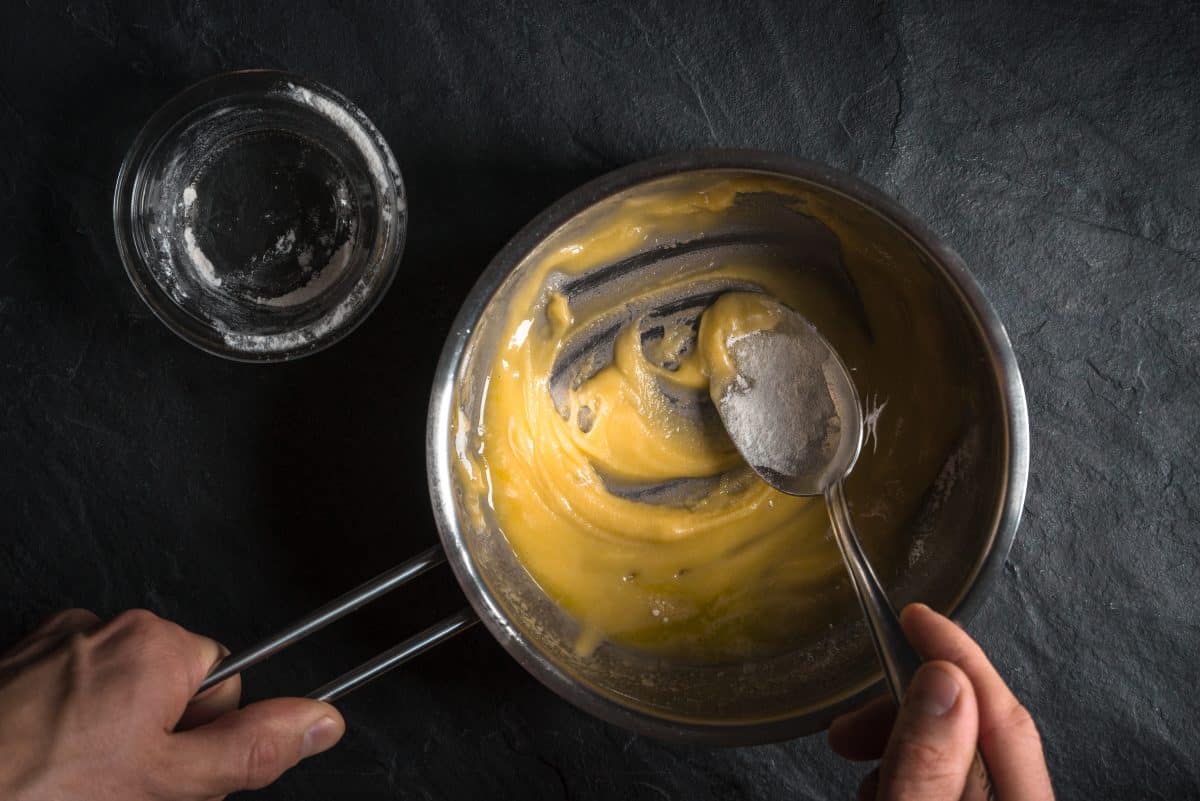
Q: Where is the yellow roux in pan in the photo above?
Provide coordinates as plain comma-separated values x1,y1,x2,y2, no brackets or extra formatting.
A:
455,177,964,661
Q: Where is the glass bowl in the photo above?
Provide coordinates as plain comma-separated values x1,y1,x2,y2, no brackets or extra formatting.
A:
427,151,1029,744
113,70,406,362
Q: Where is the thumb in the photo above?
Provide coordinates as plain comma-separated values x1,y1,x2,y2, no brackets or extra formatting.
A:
168,698,345,796
876,661,978,801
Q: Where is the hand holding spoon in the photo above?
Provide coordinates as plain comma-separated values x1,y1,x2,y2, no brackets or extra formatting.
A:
704,292,995,800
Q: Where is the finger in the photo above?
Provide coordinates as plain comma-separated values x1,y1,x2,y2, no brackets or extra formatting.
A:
168,698,345,796
92,610,233,729
829,694,897,761
876,661,978,801
165,629,239,730
177,645,242,732
172,630,229,697
857,767,880,801
176,673,241,731
900,604,1054,801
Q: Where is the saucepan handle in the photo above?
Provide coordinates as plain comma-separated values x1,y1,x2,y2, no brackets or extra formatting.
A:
198,545,478,702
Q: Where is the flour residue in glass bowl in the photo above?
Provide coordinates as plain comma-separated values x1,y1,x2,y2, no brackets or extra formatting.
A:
177,166,359,316
254,235,356,308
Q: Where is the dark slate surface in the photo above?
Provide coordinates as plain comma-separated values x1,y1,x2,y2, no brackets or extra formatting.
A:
1,2,1197,799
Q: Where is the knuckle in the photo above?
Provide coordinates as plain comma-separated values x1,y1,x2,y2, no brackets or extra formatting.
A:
113,608,164,634
1005,701,1037,732
892,735,953,779
996,699,1042,743
243,735,284,789
106,610,187,680
883,727,969,800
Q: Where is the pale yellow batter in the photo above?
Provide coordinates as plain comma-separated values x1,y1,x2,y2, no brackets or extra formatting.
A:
455,177,965,661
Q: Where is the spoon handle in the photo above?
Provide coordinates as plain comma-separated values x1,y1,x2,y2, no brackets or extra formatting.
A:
825,479,997,801
825,479,921,697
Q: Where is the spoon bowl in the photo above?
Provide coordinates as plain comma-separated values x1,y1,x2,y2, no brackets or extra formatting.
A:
704,293,864,497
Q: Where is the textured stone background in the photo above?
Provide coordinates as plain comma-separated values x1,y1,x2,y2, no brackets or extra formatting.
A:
1,2,1197,799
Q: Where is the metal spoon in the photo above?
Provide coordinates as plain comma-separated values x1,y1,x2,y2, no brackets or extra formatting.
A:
707,295,995,800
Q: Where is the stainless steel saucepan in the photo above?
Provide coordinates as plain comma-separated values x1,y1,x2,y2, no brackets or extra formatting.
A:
200,150,1029,745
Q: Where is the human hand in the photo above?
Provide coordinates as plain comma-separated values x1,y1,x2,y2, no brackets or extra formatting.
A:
829,603,1054,801
0,608,345,800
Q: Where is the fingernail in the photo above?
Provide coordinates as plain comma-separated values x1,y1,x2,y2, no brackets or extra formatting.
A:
302,716,342,758
907,664,961,717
